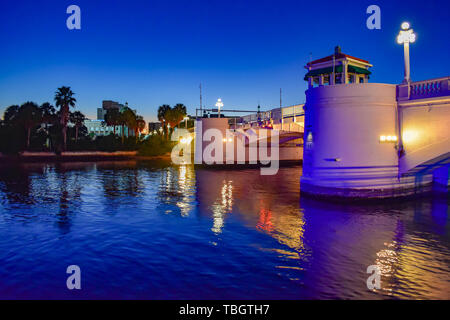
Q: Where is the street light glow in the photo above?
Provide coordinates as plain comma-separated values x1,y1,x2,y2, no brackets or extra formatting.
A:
215,98,224,118
215,98,223,108
397,22,416,44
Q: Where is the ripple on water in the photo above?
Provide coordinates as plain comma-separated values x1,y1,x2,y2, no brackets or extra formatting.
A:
0,162,448,299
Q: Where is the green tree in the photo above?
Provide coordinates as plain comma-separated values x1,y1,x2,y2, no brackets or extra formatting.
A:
69,111,86,142
39,102,57,150
122,108,137,138
40,102,56,129
173,103,187,116
104,108,121,136
135,115,146,142
54,86,76,151
165,104,187,136
3,105,20,123
157,104,171,139
17,102,42,149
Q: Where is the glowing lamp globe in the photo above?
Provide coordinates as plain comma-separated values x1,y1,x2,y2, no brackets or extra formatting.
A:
397,22,416,44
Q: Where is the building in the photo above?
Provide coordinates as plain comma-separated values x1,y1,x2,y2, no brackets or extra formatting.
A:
88,100,137,137
84,119,118,137
148,121,162,133
97,100,125,120
97,100,137,121
304,46,372,87
238,104,304,132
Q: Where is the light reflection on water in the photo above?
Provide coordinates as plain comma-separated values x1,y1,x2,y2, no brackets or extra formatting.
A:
0,161,448,299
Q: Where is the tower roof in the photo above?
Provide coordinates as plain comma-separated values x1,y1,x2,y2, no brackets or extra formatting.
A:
306,46,372,69
304,46,373,83
306,53,370,68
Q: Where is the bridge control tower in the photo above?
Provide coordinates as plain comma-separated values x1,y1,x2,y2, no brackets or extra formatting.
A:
301,46,450,198
305,46,372,87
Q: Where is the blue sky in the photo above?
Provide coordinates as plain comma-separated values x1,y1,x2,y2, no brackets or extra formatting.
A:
0,0,449,121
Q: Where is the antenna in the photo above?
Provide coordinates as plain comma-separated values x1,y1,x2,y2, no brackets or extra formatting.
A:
199,83,203,114
280,88,282,108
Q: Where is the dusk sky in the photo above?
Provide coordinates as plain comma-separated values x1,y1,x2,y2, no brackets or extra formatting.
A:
1,0,449,122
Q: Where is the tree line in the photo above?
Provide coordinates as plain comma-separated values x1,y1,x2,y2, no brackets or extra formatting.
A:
157,103,187,139
0,86,147,153
103,104,146,144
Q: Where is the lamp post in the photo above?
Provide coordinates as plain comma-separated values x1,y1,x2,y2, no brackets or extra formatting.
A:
397,22,416,84
215,98,223,118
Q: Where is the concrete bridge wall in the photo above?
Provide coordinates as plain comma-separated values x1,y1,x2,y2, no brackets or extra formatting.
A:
301,77,450,198
398,78,450,175
194,118,303,165
301,83,404,197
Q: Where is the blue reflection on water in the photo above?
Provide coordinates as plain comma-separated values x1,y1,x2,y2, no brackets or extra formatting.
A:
0,161,448,299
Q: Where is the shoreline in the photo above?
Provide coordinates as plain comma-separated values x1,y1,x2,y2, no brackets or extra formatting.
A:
0,151,173,163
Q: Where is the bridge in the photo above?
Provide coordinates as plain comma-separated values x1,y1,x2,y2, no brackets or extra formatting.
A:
397,77,450,177
300,77,450,198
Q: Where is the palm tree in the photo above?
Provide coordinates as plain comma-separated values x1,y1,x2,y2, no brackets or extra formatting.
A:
39,102,56,150
122,108,137,139
17,102,42,149
118,111,126,144
40,102,56,129
54,86,76,150
136,115,146,142
3,105,20,123
157,104,171,139
104,108,121,136
69,111,86,142
166,104,187,136
173,103,187,116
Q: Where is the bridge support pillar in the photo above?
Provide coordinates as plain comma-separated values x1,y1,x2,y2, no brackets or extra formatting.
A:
300,83,430,199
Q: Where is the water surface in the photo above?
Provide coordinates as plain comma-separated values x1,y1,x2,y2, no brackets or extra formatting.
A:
0,161,448,299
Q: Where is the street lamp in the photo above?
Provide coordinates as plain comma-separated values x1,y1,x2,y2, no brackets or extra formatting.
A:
215,98,223,118
397,22,416,84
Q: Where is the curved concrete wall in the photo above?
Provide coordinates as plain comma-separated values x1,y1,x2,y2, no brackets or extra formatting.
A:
399,99,450,174
300,83,425,197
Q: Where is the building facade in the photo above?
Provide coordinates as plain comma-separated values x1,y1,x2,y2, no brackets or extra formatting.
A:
84,120,118,137
148,121,162,133
86,100,137,137
238,104,304,132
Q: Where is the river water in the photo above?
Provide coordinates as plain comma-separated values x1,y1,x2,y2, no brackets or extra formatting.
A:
0,161,448,299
